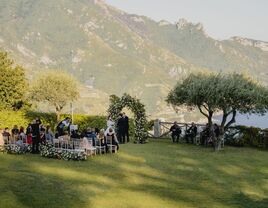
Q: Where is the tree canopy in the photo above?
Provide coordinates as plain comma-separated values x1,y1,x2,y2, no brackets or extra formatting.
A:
167,72,268,132
29,70,79,121
0,51,28,110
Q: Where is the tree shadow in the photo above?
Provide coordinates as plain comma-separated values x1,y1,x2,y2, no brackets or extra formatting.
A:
0,139,268,208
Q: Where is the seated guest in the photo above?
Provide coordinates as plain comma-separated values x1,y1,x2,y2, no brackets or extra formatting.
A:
186,122,198,143
19,126,26,143
170,122,182,143
83,127,97,146
12,125,19,135
26,123,32,144
45,125,54,143
106,128,119,151
200,124,210,146
16,137,23,146
58,131,70,148
11,125,19,142
40,130,46,144
60,131,70,140
97,129,106,146
2,127,11,144
70,130,80,139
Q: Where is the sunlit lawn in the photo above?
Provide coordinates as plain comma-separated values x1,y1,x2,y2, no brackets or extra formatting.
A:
0,139,268,208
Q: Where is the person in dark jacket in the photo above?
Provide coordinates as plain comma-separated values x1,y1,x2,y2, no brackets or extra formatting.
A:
56,117,71,137
31,119,41,154
82,127,97,146
186,122,198,143
170,122,181,143
123,112,129,142
117,113,125,144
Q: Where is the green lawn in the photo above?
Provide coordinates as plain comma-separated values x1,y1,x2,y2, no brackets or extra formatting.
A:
0,139,267,208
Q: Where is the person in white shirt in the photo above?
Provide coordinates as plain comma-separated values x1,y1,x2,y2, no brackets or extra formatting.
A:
105,116,115,136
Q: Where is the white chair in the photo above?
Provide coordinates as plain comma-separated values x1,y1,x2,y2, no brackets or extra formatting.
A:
2,136,9,145
69,139,86,154
82,138,96,156
0,136,4,152
53,139,60,149
194,135,201,145
106,135,117,154
95,139,106,154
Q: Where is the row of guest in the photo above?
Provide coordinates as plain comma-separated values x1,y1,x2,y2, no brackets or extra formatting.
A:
70,127,119,151
169,122,197,143
170,122,220,146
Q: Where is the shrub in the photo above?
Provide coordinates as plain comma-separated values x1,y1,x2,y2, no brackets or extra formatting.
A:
225,126,267,148
0,110,135,136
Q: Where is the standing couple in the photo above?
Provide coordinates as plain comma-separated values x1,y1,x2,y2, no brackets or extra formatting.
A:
107,112,129,144
117,112,129,144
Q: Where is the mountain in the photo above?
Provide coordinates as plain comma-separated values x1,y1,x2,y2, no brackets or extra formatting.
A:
0,0,267,119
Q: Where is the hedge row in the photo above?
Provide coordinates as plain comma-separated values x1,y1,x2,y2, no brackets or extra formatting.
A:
0,110,134,134
225,126,268,148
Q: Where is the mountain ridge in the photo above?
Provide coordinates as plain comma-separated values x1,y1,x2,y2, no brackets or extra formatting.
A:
0,0,267,119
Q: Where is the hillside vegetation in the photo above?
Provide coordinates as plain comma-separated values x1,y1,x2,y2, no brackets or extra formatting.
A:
0,0,267,117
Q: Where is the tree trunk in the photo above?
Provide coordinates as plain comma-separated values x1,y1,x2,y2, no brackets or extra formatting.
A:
55,105,63,122
207,111,216,149
56,111,61,122
224,109,237,130
214,135,223,151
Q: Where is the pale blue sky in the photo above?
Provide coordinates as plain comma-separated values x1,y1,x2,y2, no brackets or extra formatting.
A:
106,0,268,41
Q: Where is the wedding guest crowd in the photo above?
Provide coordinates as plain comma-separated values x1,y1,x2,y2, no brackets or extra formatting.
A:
169,121,221,147
1,113,132,153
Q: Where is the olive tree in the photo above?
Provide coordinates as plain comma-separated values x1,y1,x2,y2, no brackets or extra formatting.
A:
30,70,79,121
0,51,28,110
167,72,268,149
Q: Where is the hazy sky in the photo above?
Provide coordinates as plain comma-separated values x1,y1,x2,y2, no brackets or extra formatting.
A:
106,0,268,41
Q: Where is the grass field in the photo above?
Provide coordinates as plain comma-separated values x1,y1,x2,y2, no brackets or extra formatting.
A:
0,139,268,208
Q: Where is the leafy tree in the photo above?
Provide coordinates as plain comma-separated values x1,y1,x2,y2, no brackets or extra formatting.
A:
0,51,28,110
29,70,79,121
167,72,268,149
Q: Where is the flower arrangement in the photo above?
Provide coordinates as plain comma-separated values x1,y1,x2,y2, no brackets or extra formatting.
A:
40,143,87,161
5,144,27,154
108,93,148,143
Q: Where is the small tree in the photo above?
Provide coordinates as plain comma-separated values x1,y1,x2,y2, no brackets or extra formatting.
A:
0,51,28,110
167,72,268,150
30,70,79,121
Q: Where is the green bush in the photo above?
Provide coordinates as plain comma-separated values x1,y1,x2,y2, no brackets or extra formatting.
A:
0,110,135,136
0,110,29,129
226,126,267,149
0,110,106,131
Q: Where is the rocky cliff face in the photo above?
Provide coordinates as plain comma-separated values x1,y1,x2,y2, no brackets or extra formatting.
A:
0,0,267,117
230,36,268,51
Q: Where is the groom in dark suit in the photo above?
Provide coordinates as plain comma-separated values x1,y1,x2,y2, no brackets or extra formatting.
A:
123,112,129,142
117,113,125,144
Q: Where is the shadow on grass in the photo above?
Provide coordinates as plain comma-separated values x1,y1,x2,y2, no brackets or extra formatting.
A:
0,139,268,208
